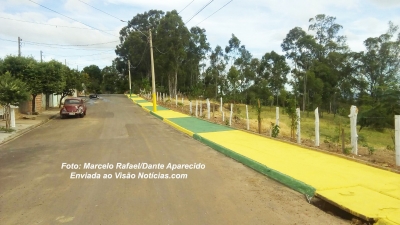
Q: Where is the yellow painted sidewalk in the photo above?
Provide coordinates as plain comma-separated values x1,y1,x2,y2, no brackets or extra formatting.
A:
198,130,400,224
125,94,400,224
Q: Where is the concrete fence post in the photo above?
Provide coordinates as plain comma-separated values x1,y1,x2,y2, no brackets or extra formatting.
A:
296,108,301,144
195,100,198,117
207,99,210,119
348,105,358,155
229,103,233,126
220,97,222,112
315,107,320,147
200,100,202,117
246,105,249,130
395,115,400,166
276,107,279,126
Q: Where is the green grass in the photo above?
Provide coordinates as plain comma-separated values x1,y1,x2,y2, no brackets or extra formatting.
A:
230,104,394,151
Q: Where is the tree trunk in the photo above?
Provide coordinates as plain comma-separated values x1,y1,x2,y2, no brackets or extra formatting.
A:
168,75,172,97
59,94,67,108
4,105,10,129
31,94,37,113
215,73,218,99
46,94,50,110
174,70,178,97
303,73,306,112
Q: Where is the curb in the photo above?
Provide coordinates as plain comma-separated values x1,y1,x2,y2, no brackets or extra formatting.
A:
0,113,59,146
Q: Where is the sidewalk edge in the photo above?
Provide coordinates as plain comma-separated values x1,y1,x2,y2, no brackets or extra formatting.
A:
0,113,58,146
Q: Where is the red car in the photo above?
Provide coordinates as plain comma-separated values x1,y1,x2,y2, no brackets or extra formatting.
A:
60,98,86,119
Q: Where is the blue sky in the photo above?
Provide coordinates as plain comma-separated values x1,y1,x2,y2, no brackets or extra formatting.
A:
0,0,399,70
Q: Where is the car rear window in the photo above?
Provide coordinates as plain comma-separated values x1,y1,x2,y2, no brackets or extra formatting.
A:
65,99,81,104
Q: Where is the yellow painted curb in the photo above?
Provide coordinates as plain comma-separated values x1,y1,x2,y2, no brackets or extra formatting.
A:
142,106,150,112
139,102,154,107
163,119,194,137
152,110,189,119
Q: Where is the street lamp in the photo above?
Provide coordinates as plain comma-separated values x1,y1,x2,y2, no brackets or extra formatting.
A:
149,29,157,112
128,60,132,98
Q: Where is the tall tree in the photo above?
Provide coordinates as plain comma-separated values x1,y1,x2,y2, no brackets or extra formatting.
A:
39,60,66,109
281,27,317,111
260,51,290,105
83,65,102,93
184,26,210,89
0,72,30,129
57,67,81,107
155,10,190,96
209,45,226,99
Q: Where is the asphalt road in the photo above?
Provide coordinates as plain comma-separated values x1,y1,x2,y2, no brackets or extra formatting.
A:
0,95,348,225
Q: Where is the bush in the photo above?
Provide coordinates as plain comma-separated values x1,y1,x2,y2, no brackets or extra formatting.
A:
271,122,280,138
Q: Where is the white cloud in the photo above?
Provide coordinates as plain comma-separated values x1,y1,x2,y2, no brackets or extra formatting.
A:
0,0,399,69
369,0,400,8
64,0,92,14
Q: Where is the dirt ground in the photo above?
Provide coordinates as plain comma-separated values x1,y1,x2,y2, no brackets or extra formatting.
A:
158,99,400,173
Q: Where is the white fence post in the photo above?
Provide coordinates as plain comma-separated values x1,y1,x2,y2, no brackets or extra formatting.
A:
395,115,400,166
229,103,233,126
195,100,198,117
296,108,301,144
220,97,222,112
190,101,192,114
207,99,210,119
222,111,225,122
276,107,279,126
349,105,358,155
246,105,249,130
315,107,320,147
175,95,178,107
200,100,202,117
10,107,16,128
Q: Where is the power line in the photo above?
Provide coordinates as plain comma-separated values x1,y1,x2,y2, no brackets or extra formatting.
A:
178,0,195,14
196,0,233,26
47,50,114,57
185,0,214,24
77,0,127,22
27,0,118,37
0,16,114,31
0,37,114,51
133,40,149,68
23,40,118,47
154,46,167,54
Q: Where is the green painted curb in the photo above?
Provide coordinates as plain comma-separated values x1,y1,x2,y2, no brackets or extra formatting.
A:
193,133,316,197
150,111,163,120
144,105,169,111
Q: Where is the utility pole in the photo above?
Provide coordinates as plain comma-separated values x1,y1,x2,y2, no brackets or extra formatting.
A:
40,51,43,62
18,37,21,57
128,60,132,98
149,29,157,112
